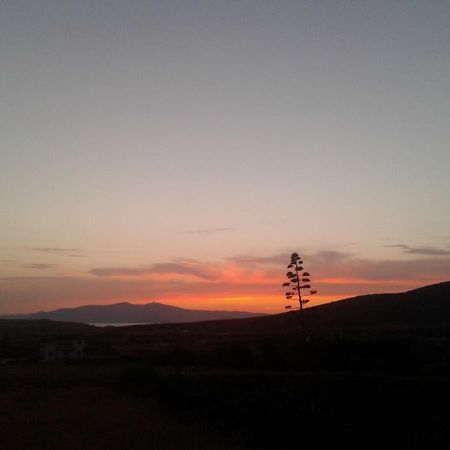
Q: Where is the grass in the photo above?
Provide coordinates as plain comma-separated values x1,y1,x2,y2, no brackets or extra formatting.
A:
2,333,450,449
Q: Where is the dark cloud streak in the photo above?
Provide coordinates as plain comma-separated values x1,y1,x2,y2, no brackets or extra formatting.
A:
21,263,58,271
29,247,86,258
90,261,217,281
385,244,450,256
2,250,450,314
31,247,81,253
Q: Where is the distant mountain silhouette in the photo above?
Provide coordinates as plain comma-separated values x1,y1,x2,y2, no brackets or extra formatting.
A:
113,281,450,335
2,302,264,324
3,281,449,334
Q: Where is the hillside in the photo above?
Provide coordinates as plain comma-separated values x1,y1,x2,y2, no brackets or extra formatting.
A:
0,319,94,340
2,302,263,324
110,281,450,336
304,280,450,330
3,281,450,337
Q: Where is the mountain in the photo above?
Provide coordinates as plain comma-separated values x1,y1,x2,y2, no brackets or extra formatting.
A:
2,302,264,324
110,281,450,336
3,281,449,332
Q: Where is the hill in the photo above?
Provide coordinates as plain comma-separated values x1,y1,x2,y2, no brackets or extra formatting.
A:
110,281,450,336
0,319,95,340
304,280,450,331
2,302,264,324
3,281,450,337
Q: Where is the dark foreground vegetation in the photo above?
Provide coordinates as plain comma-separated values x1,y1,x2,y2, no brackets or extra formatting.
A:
2,334,450,449
1,281,450,449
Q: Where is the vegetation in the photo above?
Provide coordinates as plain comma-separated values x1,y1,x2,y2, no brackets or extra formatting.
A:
283,251,317,341
2,281,450,449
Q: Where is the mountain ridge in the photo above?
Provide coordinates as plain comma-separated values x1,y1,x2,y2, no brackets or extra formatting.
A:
108,281,450,335
2,281,449,330
1,301,264,324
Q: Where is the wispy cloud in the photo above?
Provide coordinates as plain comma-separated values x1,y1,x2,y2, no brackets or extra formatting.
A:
384,244,450,256
29,247,86,257
2,250,450,314
90,260,217,281
90,249,450,284
307,250,354,264
21,263,58,271
31,247,81,253
183,227,235,235
226,254,286,265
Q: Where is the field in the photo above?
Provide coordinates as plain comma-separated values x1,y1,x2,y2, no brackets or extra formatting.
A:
2,331,450,449
3,285,450,449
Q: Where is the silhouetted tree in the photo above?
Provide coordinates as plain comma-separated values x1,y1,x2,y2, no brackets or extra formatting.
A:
283,252,317,341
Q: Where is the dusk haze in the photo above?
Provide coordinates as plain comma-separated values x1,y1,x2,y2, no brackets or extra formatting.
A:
2,2,450,449
2,1,449,316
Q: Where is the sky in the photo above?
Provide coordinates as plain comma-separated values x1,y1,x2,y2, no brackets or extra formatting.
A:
1,1,450,314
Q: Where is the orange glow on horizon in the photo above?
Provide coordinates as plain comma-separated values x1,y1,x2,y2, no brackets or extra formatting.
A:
130,293,348,313
316,277,417,286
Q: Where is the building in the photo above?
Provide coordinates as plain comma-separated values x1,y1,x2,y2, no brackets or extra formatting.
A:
41,340,85,361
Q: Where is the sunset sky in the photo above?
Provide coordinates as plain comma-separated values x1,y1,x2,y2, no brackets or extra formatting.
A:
1,1,450,314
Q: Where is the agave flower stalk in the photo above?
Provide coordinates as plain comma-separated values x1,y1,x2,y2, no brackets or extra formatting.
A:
283,252,317,341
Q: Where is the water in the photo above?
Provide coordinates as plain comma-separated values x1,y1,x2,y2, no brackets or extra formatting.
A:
89,322,154,327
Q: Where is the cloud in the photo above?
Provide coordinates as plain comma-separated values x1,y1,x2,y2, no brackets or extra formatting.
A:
21,263,58,271
297,250,450,282
88,250,450,292
89,260,217,281
31,247,81,253
384,244,450,256
226,254,287,265
224,250,450,293
30,247,86,257
2,250,450,315
183,227,235,235
307,250,353,265
228,251,353,266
